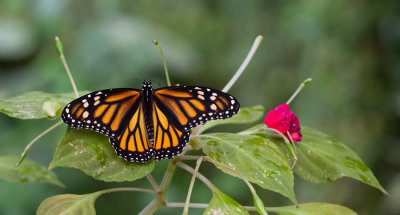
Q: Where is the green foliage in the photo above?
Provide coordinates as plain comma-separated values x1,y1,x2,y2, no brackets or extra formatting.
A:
49,128,155,182
268,202,357,215
0,91,89,119
37,192,102,215
0,155,63,187
258,126,387,194
197,133,297,204
0,95,385,214
204,188,249,215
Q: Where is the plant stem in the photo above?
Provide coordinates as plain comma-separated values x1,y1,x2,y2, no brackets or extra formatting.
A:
183,157,203,215
190,36,264,138
55,36,79,98
99,187,156,195
152,40,171,86
16,120,63,167
146,174,160,192
166,202,209,208
139,159,178,215
177,155,202,161
176,161,217,192
222,35,263,93
286,78,312,105
286,131,298,169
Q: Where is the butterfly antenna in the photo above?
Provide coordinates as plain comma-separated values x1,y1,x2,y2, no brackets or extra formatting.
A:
134,76,147,84
149,79,161,88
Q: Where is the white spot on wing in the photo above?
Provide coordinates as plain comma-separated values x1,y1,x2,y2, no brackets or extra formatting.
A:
82,111,89,118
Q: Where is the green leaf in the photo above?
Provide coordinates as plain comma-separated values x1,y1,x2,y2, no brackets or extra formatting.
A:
266,126,387,194
197,133,297,204
49,128,155,182
268,202,357,215
0,155,64,187
203,188,249,215
198,105,264,134
0,91,89,119
37,192,102,215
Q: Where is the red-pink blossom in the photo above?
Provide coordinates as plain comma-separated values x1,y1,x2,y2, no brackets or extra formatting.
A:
264,104,302,142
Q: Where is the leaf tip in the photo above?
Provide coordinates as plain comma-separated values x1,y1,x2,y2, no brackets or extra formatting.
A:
253,193,268,215
16,151,27,167
55,35,64,56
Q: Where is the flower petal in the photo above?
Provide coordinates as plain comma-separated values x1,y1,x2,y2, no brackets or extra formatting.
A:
264,104,291,134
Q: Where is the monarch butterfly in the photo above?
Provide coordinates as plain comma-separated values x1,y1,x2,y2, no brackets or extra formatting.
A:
61,81,240,163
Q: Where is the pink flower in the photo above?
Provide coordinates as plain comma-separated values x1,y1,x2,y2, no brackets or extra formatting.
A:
264,104,302,142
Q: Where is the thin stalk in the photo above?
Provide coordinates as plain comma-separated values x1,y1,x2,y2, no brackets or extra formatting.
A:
166,202,208,208
55,36,79,98
146,174,160,192
286,78,312,105
286,131,298,169
222,35,263,93
152,40,171,86
99,187,156,195
16,120,63,167
176,161,217,191
177,155,202,161
190,36,263,138
139,159,178,215
183,157,203,215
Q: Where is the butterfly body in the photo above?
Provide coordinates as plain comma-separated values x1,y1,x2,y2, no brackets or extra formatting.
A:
62,81,240,163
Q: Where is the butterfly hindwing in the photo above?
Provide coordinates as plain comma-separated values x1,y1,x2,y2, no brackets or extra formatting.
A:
109,102,153,163
152,102,190,160
61,89,141,138
153,86,240,131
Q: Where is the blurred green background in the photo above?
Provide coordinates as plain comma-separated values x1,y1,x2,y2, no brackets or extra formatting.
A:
0,0,399,214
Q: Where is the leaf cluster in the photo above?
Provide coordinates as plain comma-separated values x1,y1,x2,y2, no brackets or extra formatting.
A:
0,92,387,214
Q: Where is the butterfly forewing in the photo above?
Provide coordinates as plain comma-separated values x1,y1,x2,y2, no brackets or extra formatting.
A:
61,89,142,137
153,86,240,131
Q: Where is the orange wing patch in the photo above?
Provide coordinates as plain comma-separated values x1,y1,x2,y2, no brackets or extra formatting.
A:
105,91,139,102
156,89,192,98
153,103,184,151
189,99,205,111
156,95,188,126
179,100,196,118
102,104,117,125
71,103,81,115
111,102,152,162
94,104,108,118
